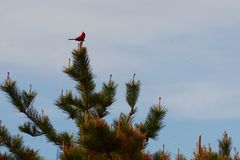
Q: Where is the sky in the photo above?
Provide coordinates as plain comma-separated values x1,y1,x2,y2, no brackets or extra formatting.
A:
1,0,240,159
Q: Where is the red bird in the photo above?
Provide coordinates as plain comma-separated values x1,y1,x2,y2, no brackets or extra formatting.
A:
68,32,86,42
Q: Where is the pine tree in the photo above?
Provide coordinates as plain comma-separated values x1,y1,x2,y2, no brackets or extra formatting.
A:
0,42,167,159
218,131,232,159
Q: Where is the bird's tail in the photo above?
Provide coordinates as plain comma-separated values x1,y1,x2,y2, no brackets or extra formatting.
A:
68,38,75,40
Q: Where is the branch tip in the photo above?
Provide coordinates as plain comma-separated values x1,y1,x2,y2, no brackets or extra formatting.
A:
132,73,136,83
109,74,112,84
29,84,32,93
68,58,71,67
6,72,10,82
158,97,161,106
41,110,44,122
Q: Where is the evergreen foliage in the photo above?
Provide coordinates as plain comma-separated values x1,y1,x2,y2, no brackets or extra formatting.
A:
1,40,240,160
0,126,42,160
193,133,239,160
152,149,171,160
0,43,167,159
218,131,232,158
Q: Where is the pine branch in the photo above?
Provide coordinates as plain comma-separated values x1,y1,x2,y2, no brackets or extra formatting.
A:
113,114,147,159
1,80,36,112
55,90,84,119
89,79,117,118
100,80,117,108
1,80,74,148
125,75,140,122
60,147,84,160
139,105,167,141
0,125,43,160
152,149,171,160
55,79,117,120
64,48,96,110
80,117,120,153
218,131,232,158
58,132,75,148
19,122,43,137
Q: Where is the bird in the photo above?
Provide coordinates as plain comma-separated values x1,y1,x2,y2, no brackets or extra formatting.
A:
68,32,86,42
69,32,86,50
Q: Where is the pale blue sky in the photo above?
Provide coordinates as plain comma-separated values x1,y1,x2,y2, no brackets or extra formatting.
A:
1,1,240,159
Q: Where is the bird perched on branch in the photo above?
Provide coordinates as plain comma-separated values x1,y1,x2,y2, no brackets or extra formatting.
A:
68,32,86,42
69,32,86,49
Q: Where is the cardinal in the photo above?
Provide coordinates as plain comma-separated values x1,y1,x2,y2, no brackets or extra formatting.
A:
68,32,85,42
68,32,86,49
